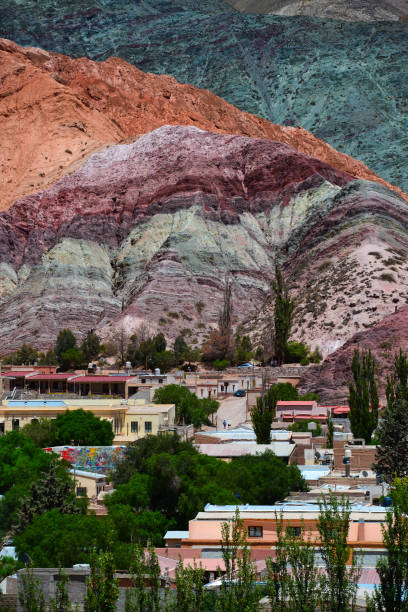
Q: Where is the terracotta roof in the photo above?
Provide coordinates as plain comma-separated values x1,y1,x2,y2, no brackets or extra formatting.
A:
3,370,36,378
72,375,135,383
277,400,316,406
28,373,79,381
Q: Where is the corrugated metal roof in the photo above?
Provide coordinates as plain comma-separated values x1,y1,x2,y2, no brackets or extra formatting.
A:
7,400,67,407
197,442,294,458
164,531,189,539
70,469,106,479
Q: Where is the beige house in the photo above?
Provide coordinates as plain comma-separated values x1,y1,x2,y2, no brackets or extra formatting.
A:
119,402,176,442
70,469,107,498
0,398,175,443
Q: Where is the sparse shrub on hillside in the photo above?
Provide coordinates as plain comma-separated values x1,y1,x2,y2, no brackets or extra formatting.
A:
379,272,396,282
195,301,205,314
213,358,229,371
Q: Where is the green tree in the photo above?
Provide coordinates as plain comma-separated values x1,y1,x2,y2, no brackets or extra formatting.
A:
251,382,297,444
217,509,259,612
153,385,218,428
55,329,77,363
235,335,252,364
202,281,233,363
284,341,309,364
13,461,79,534
54,409,114,446
125,545,161,612
174,335,188,364
14,344,38,365
272,266,295,366
386,349,408,405
21,418,58,448
367,477,408,611
0,431,57,533
38,349,58,366
173,558,206,612
60,347,83,371
348,348,379,443
14,510,110,568
154,333,166,353
375,352,408,482
81,330,101,363
49,568,72,612
326,412,334,449
266,515,323,611
18,565,46,612
318,493,361,612
84,546,119,612
288,420,322,437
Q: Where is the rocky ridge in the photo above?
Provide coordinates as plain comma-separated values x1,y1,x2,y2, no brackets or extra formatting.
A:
226,0,406,21
2,4,408,190
1,125,408,355
298,306,408,402
2,38,403,210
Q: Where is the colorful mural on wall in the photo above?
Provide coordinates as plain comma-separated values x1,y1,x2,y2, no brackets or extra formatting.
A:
45,446,126,473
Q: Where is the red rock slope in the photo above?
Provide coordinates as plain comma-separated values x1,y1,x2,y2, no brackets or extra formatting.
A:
298,306,408,402
1,37,406,211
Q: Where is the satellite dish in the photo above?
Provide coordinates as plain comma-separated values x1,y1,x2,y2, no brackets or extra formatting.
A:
361,470,369,478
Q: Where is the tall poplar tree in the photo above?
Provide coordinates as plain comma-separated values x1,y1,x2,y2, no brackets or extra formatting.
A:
375,351,408,482
272,266,295,366
348,348,379,443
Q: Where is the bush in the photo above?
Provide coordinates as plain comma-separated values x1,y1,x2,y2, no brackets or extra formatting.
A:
288,420,322,437
213,359,229,371
284,341,309,364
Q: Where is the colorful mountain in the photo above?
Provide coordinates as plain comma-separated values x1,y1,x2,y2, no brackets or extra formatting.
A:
1,2,408,192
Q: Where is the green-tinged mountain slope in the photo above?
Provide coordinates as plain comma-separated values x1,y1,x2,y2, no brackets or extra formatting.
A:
1,2,408,191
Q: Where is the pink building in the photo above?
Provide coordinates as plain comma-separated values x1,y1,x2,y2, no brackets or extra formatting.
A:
276,400,327,422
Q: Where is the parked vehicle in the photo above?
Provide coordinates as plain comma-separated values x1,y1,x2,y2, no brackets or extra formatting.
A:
233,389,246,397
237,362,253,369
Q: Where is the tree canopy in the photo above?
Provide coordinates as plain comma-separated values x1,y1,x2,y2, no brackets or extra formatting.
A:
153,385,218,428
272,266,295,366
111,434,306,530
348,347,379,444
53,410,114,446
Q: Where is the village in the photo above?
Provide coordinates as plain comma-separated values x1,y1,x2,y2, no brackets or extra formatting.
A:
0,358,390,609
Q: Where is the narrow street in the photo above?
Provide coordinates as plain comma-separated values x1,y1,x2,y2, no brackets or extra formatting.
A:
213,395,248,430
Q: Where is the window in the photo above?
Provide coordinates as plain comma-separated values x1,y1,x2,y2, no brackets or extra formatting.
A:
145,421,152,432
76,487,87,497
248,526,263,538
131,421,138,433
287,526,302,537
141,378,146,384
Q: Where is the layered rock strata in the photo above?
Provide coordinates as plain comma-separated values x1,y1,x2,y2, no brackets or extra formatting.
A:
1,125,408,354
2,6,408,190
1,38,403,210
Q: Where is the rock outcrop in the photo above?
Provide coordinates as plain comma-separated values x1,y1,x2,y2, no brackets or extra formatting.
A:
298,306,408,402
1,38,404,210
226,0,406,21
2,5,408,191
1,125,408,353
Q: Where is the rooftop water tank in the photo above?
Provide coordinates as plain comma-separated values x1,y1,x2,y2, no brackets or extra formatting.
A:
126,361,132,369
154,368,161,376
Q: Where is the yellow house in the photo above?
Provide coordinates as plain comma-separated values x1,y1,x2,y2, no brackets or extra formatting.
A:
119,401,176,442
70,469,107,499
0,398,175,442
